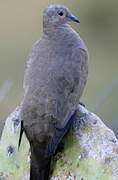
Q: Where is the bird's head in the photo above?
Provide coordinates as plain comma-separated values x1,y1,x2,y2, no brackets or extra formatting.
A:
43,5,80,28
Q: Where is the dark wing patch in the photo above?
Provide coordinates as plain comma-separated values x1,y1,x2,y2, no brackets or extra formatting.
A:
45,112,76,157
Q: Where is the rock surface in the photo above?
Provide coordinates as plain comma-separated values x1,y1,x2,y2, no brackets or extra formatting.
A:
0,105,118,180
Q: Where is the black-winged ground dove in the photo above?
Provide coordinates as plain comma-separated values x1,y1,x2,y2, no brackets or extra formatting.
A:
19,4,89,180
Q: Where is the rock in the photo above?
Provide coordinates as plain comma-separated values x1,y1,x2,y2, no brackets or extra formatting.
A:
0,105,118,180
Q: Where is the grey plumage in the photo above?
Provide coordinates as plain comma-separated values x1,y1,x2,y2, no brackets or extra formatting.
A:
20,4,89,180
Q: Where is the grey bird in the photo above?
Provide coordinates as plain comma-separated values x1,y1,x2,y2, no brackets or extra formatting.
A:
19,4,89,180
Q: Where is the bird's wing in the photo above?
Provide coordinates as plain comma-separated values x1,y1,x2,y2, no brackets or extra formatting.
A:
18,120,24,149
46,48,89,157
46,112,76,157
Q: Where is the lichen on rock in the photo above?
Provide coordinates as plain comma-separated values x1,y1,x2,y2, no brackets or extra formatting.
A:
0,105,118,180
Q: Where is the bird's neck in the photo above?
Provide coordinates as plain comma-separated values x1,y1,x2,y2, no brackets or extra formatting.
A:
43,24,80,42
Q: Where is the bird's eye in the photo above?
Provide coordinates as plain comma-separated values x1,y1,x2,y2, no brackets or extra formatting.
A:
58,11,65,16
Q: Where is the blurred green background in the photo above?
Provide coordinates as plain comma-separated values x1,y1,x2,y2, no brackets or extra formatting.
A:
0,0,118,136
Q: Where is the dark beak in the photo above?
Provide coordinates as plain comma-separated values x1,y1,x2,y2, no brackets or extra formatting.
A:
68,14,80,23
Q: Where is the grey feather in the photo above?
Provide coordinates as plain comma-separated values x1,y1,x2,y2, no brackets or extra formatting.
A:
20,4,89,180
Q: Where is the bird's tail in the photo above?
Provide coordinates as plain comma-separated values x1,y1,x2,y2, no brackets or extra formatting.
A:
30,142,51,180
